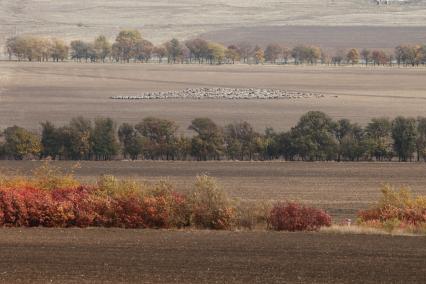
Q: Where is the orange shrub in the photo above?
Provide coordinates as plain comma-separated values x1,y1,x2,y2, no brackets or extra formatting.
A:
358,186,426,229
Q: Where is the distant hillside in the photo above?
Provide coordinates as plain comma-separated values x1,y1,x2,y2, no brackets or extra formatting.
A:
1,0,426,50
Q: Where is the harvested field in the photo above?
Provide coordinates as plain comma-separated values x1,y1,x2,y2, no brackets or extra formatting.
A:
2,161,426,221
0,228,424,283
2,62,426,133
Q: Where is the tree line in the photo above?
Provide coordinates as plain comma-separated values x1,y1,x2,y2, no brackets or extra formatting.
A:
5,30,426,66
1,112,426,162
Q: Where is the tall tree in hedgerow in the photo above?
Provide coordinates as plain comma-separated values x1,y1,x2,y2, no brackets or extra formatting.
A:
3,126,41,160
391,116,417,162
365,118,393,161
290,111,337,161
189,118,224,161
91,117,119,160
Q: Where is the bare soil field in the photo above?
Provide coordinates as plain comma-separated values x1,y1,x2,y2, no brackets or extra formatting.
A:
2,62,426,133
2,161,426,220
202,26,426,51
2,0,426,48
0,228,424,283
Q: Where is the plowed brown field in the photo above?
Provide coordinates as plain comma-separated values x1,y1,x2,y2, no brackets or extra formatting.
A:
0,228,424,283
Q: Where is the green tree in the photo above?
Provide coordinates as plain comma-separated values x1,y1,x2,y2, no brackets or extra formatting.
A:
41,121,62,159
225,45,241,64
62,117,93,160
189,118,224,161
174,135,192,160
365,118,393,161
153,46,167,63
118,123,145,160
224,121,259,160
135,117,178,160
264,43,282,63
185,38,209,63
91,117,119,160
392,117,417,162
50,39,69,62
371,50,389,66
262,128,281,160
3,126,41,160
237,42,252,63
276,131,298,161
416,117,426,161
207,42,226,64
290,111,337,161
70,40,93,62
134,39,154,62
165,38,183,63
361,49,371,66
340,124,366,161
93,35,112,62
292,45,321,64
334,119,351,161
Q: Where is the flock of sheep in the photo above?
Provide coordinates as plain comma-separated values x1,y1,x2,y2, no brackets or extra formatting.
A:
110,88,326,100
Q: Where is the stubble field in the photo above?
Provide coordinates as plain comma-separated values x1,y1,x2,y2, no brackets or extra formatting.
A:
2,62,426,133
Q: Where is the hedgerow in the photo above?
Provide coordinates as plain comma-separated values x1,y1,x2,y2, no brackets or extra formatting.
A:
0,164,337,231
357,185,426,232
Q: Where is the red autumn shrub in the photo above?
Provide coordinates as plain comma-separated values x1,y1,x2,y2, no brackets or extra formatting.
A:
141,196,169,228
357,187,426,229
0,187,59,227
140,192,190,229
51,186,99,227
110,194,145,228
0,184,190,229
269,202,332,231
358,206,426,226
167,191,190,228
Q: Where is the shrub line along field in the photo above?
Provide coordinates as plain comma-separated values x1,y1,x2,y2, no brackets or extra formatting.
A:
2,160,426,221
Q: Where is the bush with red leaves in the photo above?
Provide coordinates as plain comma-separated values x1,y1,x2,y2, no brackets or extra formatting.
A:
0,187,58,227
0,186,191,229
268,202,332,231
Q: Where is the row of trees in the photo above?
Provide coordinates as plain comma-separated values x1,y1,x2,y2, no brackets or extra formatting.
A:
1,112,426,162
5,31,426,66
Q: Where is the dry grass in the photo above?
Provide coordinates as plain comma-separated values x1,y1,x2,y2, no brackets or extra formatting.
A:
320,225,424,236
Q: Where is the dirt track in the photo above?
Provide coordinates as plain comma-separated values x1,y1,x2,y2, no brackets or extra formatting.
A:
0,228,424,283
